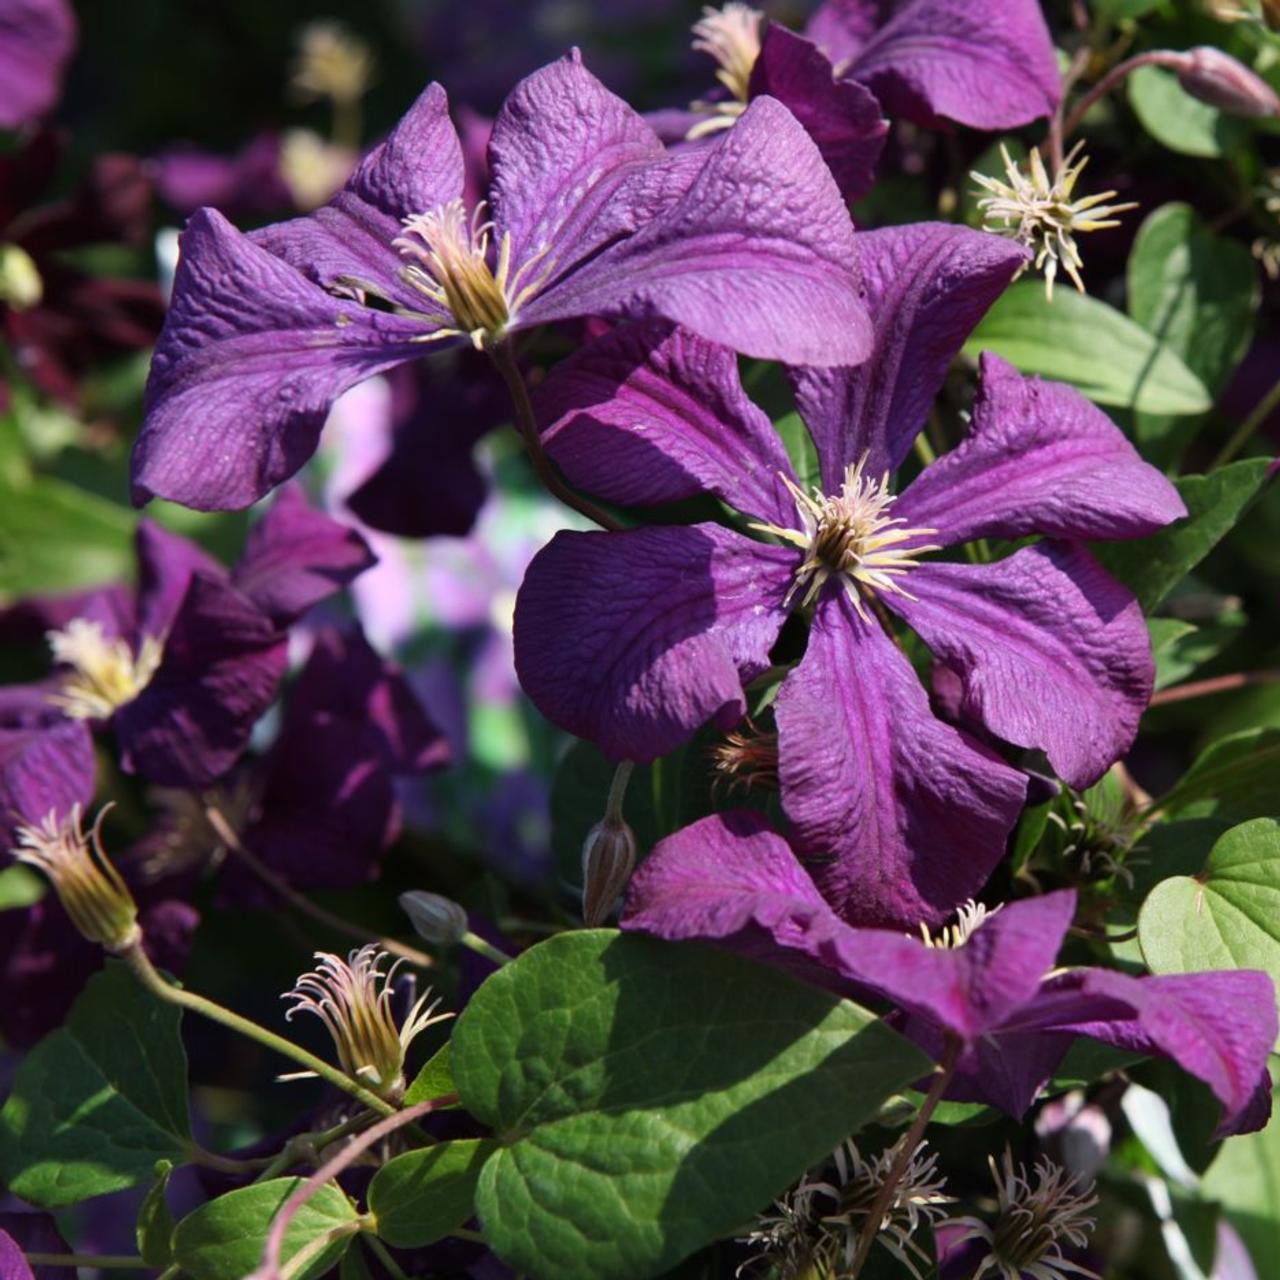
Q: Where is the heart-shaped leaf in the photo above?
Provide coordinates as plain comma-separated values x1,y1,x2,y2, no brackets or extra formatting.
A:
368,1139,494,1248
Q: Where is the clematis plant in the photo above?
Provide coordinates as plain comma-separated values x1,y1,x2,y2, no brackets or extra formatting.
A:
514,221,1186,927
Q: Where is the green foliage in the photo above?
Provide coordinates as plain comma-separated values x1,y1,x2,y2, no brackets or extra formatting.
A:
403,1042,460,1107
1149,612,1247,692
0,962,191,1206
368,1139,495,1247
451,930,928,1280
1204,1086,1280,1267
136,1161,176,1267
1128,65,1247,158
1156,729,1280,822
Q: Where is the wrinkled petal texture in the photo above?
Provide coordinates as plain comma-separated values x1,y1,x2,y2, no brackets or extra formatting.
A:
889,544,1152,789
0,0,75,129
537,320,798,525
895,353,1188,546
514,525,795,762
775,591,1027,928
0,720,95,842
791,223,1026,484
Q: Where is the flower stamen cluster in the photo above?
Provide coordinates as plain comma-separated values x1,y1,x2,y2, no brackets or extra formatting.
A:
687,4,763,139
919,898,1002,949
289,20,374,108
46,618,163,720
709,719,779,796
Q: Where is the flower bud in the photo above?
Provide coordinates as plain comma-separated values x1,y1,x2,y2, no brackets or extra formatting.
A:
1175,46,1280,117
399,890,469,946
581,819,637,927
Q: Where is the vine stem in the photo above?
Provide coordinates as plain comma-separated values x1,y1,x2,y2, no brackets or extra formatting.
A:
489,340,625,531
1210,372,1280,468
1060,50,1187,141
251,1094,459,1280
848,1034,961,1279
23,1256,149,1270
1150,668,1280,707
205,807,435,971
117,938,396,1117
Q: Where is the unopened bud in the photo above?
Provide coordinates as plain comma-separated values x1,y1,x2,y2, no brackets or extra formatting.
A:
1175,46,1280,116
581,819,637,927
399,890,469,946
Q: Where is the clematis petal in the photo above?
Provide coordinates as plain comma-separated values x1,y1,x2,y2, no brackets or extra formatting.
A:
791,223,1026,485
135,518,226,640
0,0,75,129
804,0,882,69
523,96,872,368
889,545,1152,790
133,208,430,512
748,23,887,202
0,720,95,844
514,524,795,762
894,354,1188,546
232,484,375,628
0,1213,70,1280
835,0,1061,131
537,320,798,525
114,574,288,786
775,590,1027,928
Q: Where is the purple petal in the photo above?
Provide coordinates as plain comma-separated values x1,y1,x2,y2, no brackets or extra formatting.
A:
748,23,887,202
0,0,75,129
805,0,883,68
537,320,798,525
514,524,795,762
791,223,1026,484
0,1214,69,1280
775,590,1027,927
135,518,226,640
526,96,873,368
232,484,375,627
153,134,292,218
0,720,95,844
888,545,1153,790
114,574,287,786
842,0,1061,131
894,354,1189,545
134,208,427,511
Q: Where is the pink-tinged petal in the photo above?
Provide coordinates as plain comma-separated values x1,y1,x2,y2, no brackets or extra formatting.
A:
0,720,95,843
0,0,75,129
775,591,1026,928
791,223,1026,484
488,50,666,275
805,0,883,67
748,24,887,202
134,208,429,511
114,574,288,786
525,96,872,368
843,0,1061,131
895,354,1189,545
537,320,798,525
514,524,795,762
889,545,1152,790
233,484,375,628
135,518,226,640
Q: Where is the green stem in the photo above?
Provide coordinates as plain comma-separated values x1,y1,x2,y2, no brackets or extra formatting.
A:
23,1256,149,1270
1211,373,1280,469
118,939,396,1117
461,930,513,967
363,1237,410,1280
182,1139,272,1175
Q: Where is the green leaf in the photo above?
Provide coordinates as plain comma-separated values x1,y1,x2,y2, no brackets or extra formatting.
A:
0,961,192,1206
963,282,1212,415
1093,458,1272,611
368,1138,495,1248
172,1178,360,1280
1128,64,1247,158
452,930,929,1280
0,863,45,910
403,1043,460,1108
1155,729,1280,823
1139,818,1280,1047
136,1161,175,1267
774,411,820,491
1203,1085,1280,1269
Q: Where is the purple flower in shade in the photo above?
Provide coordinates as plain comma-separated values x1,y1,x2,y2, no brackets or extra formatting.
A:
623,811,1277,1138
0,1214,69,1280
131,50,873,512
514,222,1187,927
0,0,75,130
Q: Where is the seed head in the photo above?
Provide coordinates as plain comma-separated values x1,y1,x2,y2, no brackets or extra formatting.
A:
290,20,374,106
709,719,779,797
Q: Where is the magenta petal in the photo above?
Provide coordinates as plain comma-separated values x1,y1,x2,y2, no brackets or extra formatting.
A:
791,223,1026,484
895,354,1188,545
527,96,872,367
0,0,75,129
748,24,887,202
890,545,1152,790
514,524,795,762
775,591,1027,927
805,0,881,68
537,320,799,524
134,209,427,511
0,1214,70,1280
233,484,375,627
0,720,95,842
135,518,226,640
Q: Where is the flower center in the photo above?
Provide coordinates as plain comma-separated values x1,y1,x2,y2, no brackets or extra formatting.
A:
46,618,163,720
686,3,763,139
918,898,1001,949
751,457,938,619
393,198,550,349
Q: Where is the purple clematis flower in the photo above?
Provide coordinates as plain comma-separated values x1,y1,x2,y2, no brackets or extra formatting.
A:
0,0,76,130
514,222,1187,927
132,50,873,512
623,811,1277,1138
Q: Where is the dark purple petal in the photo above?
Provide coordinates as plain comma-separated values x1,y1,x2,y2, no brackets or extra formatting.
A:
841,0,1061,131
232,484,375,628
775,590,1027,927
537,320,798,525
114,574,288,786
514,524,795,762
134,208,428,511
748,23,887,202
0,719,95,843
894,354,1189,546
525,96,872,368
152,135,292,217
0,1213,69,1280
135,518,226,640
791,223,1026,484
0,583,134,651
0,0,75,129
888,544,1153,790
